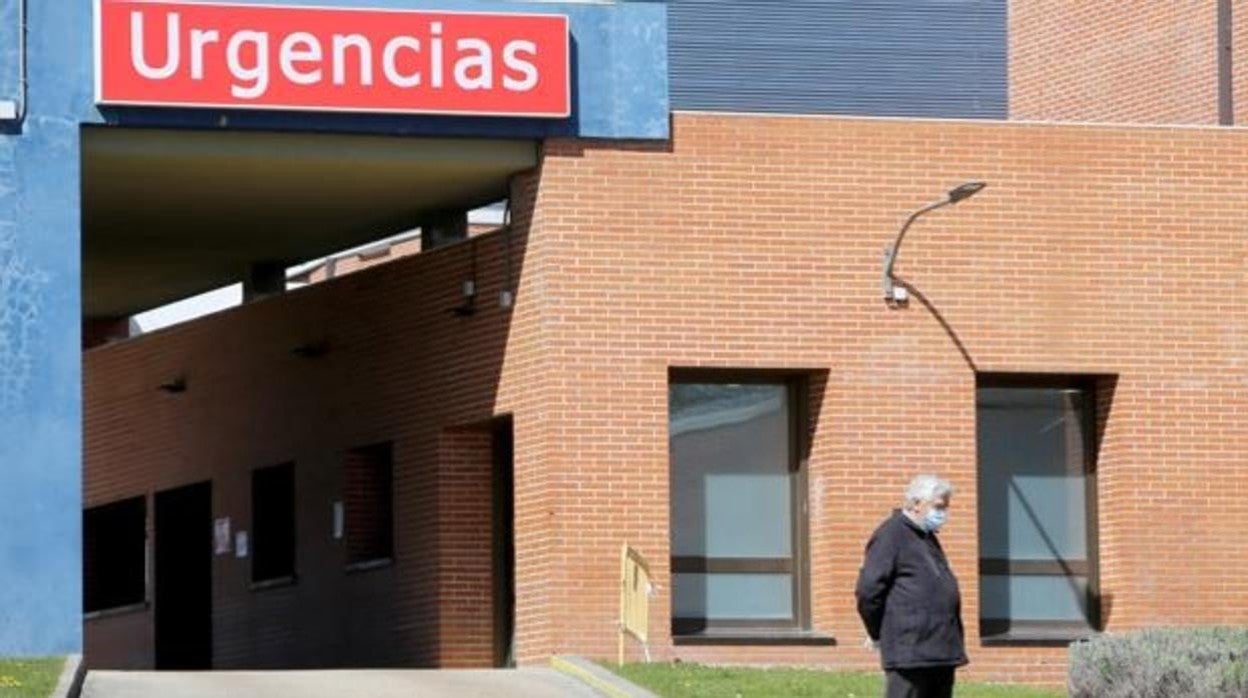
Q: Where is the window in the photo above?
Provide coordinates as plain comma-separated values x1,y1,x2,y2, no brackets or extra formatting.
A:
84,496,147,613
669,373,808,637
252,463,296,584
344,443,394,566
976,375,1102,641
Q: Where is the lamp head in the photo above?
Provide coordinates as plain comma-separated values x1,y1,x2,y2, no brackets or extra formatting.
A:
158,377,187,394
947,181,986,204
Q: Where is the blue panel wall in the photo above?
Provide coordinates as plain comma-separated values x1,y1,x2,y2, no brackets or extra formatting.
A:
667,0,1007,119
0,0,89,655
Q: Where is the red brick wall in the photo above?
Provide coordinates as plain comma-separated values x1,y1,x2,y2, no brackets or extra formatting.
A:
84,174,554,669
86,113,1248,685
1010,1,1221,124
436,426,497,668
529,113,1248,685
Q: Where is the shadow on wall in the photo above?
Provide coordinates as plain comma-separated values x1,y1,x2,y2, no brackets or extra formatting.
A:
892,277,977,373
894,276,1117,637
1091,375,1117,631
82,172,542,670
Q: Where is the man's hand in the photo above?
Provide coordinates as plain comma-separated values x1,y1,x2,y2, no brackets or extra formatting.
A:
863,637,879,652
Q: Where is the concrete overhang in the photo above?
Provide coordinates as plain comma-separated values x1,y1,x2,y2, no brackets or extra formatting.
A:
82,126,537,318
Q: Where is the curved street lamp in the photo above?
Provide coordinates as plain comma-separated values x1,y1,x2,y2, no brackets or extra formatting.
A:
882,181,986,302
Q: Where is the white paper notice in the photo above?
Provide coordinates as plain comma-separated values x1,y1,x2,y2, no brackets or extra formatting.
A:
214,517,231,555
333,501,344,540
235,531,249,558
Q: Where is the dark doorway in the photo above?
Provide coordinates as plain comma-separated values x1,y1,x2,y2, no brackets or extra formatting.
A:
154,481,213,670
491,417,515,668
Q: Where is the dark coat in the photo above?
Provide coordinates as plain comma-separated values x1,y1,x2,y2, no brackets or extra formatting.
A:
855,510,968,670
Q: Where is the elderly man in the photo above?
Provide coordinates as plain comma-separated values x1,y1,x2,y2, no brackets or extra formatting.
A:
855,474,968,698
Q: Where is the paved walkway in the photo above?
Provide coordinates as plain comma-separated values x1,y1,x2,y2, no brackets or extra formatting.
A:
82,669,605,698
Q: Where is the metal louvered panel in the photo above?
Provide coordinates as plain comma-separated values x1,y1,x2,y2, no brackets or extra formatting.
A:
667,0,1007,119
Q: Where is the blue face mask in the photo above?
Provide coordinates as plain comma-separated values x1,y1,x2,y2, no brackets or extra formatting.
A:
924,508,948,532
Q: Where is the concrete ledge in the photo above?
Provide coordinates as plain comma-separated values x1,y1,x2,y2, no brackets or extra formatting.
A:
551,656,658,698
51,655,85,698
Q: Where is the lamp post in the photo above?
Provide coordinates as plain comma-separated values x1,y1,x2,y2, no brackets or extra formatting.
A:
882,181,986,302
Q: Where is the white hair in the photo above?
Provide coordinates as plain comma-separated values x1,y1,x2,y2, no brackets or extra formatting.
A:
904,474,954,507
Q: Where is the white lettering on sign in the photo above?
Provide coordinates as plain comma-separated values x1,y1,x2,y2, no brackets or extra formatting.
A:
332,34,373,87
128,11,547,98
503,41,539,92
130,11,180,79
382,36,422,88
99,0,569,117
279,32,323,86
189,28,221,80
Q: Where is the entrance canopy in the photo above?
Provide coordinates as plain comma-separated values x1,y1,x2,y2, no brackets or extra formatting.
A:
82,127,536,317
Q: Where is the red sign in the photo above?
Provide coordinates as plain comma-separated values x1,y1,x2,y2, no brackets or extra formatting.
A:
94,0,570,117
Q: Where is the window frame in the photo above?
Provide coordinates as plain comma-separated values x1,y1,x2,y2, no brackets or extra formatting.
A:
250,462,297,588
83,495,149,617
668,369,812,639
975,373,1103,644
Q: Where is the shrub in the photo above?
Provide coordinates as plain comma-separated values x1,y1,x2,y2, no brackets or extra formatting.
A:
1069,627,1248,698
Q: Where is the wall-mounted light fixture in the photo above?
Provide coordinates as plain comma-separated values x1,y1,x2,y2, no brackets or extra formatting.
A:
882,181,986,304
499,199,515,310
451,279,478,317
158,377,187,393
450,240,479,317
291,340,331,359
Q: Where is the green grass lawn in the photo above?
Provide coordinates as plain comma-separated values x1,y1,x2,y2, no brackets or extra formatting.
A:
0,658,64,698
610,663,1065,698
